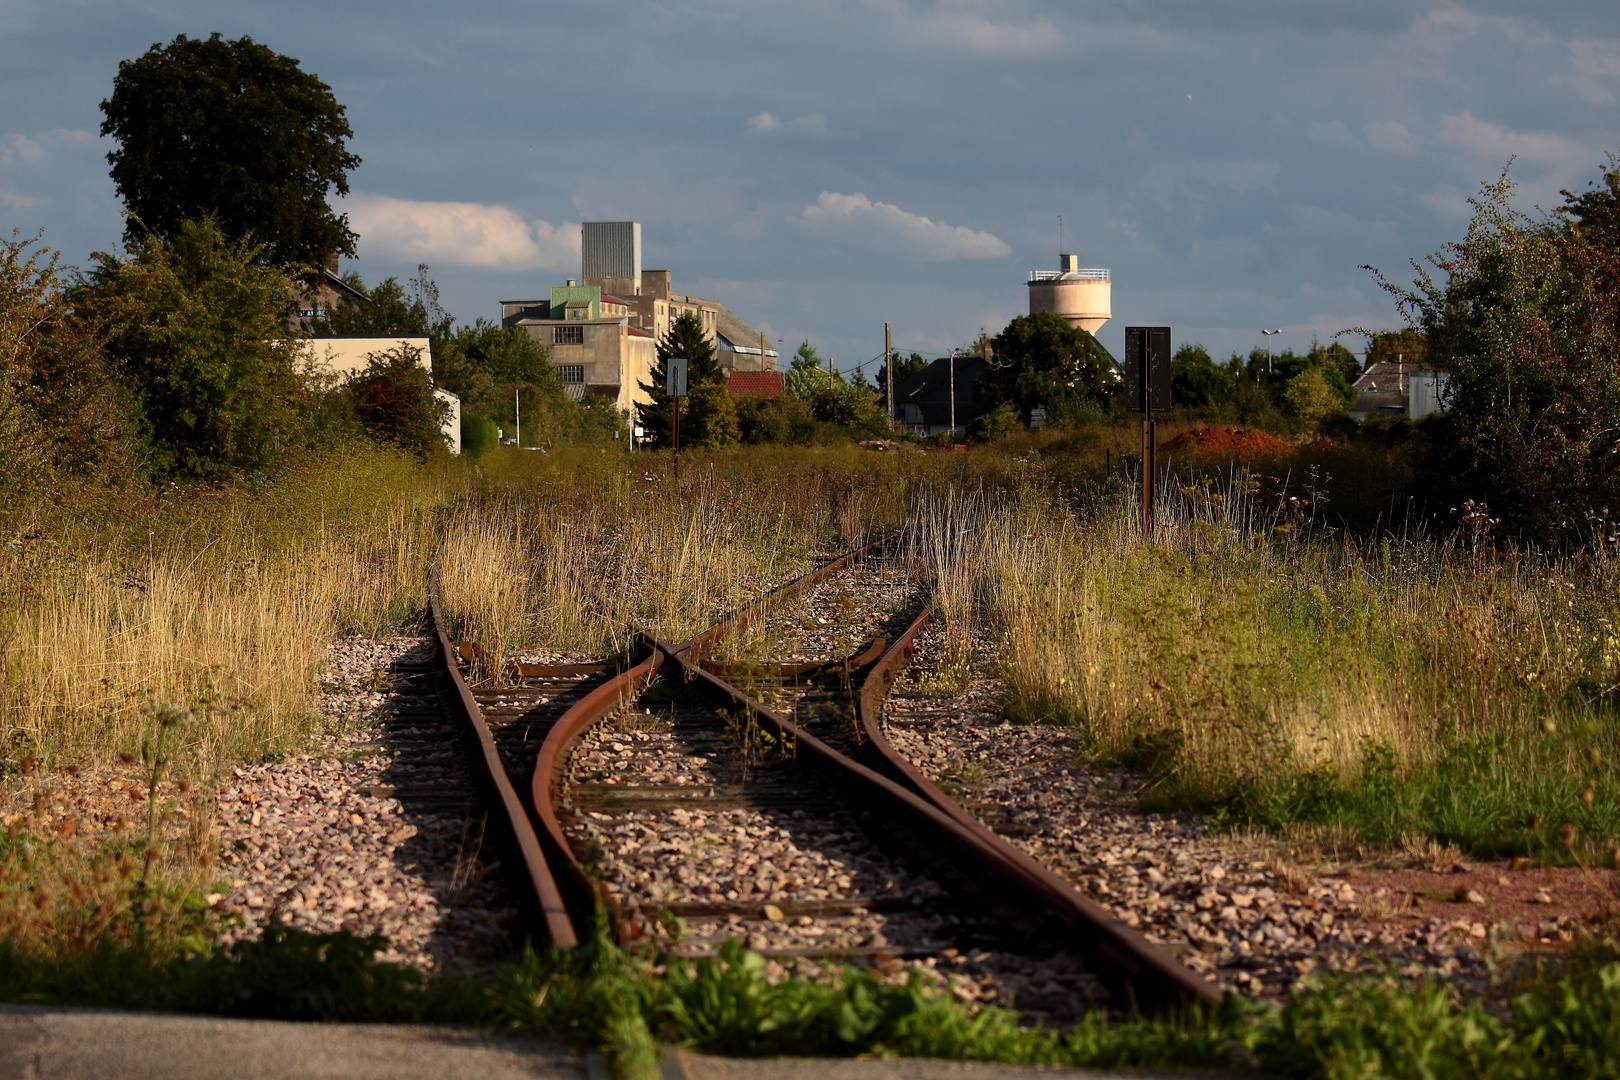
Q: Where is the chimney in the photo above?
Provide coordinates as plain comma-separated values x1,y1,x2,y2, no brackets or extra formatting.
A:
324,251,340,276
567,278,577,287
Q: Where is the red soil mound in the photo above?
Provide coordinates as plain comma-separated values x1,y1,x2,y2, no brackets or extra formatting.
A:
1158,426,1293,457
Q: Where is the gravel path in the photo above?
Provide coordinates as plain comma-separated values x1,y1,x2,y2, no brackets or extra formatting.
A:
213,636,515,970
881,621,1519,1000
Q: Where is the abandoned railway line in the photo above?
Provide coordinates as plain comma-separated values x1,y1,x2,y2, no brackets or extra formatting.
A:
422,535,1220,1018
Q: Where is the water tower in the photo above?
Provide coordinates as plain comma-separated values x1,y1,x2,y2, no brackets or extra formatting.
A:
1028,254,1110,334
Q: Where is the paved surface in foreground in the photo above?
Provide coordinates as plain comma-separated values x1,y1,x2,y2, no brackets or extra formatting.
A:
0,1006,1222,1080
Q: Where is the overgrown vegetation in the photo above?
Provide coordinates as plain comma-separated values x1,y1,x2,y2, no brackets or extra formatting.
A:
8,914,1620,1080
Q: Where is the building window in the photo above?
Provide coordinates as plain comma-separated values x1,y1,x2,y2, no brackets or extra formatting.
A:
554,325,584,345
557,364,585,383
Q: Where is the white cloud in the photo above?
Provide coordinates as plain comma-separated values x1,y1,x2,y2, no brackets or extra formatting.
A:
800,191,1010,260
1363,121,1418,153
1569,39,1620,79
1437,112,1582,165
905,11,1066,57
1306,120,1356,146
0,129,90,168
747,111,830,136
342,194,579,270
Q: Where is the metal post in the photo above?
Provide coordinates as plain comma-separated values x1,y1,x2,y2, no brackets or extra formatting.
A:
885,322,894,432
1140,336,1154,540
672,394,680,482
949,349,956,440
515,387,521,447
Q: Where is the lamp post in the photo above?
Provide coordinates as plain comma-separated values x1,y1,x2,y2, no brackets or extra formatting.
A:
1261,329,1281,375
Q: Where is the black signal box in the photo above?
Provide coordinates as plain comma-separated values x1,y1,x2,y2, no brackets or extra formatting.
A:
1123,326,1172,413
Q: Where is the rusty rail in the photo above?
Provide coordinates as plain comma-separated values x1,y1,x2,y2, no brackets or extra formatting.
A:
443,530,1218,1013
428,562,578,948
855,607,1221,1011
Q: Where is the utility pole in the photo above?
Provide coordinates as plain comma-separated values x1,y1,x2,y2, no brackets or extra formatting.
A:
760,330,768,371
948,349,956,440
828,354,834,391
514,387,521,447
885,322,893,432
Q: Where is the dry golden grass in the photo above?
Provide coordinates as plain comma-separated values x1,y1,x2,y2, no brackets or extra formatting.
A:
910,469,1620,854
0,448,448,774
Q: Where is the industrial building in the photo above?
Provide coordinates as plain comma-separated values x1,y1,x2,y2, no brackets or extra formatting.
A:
1350,360,1450,421
1028,254,1111,334
501,221,779,414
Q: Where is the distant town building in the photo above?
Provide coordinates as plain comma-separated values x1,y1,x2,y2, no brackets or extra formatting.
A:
502,221,779,414
893,355,987,437
1028,254,1110,334
499,285,656,415
286,252,369,333
1349,360,1450,421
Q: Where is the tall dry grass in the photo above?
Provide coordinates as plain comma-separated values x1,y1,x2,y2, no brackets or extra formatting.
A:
915,468,1620,854
0,448,448,772
434,445,1034,671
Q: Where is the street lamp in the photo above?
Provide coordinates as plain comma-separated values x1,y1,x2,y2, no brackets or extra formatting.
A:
1261,329,1281,375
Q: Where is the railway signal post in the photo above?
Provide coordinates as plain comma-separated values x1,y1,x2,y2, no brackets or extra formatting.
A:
667,357,688,482
1124,327,1171,540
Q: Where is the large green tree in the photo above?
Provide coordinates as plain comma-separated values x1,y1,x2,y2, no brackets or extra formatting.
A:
976,310,1115,421
100,33,360,270
638,312,727,449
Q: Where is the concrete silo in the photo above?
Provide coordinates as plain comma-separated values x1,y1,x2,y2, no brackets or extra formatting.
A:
1028,254,1110,334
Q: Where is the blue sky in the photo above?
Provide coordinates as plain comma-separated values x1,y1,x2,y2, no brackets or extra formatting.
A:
4,1,1618,376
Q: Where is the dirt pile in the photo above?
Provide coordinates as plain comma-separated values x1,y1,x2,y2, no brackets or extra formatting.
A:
1158,426,1293,457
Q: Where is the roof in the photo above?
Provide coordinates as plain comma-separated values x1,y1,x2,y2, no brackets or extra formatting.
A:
600,294,633,307
627,326,654,339
714,308,778,359
319,269,370,305
1353,359,1439,391
894,355,987,404
727,370,785,398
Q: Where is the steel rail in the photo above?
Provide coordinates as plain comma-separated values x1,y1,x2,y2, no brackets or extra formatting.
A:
428,562,578,949
512,534,1217,1012
529,536,894,931
855,607,1222,1011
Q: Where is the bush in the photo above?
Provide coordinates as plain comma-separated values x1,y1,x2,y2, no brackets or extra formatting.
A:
72,218,306,482
1283,369,1346,425
1372,163,1620,544
343,343,449,459
0,233,136,509
969,402,1022,443
461,415,498,457
683,383,740,449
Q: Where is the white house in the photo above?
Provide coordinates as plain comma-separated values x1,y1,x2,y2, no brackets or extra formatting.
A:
295,335,461,454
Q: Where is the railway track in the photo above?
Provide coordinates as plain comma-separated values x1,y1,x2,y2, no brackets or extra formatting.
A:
430,536,1219,1016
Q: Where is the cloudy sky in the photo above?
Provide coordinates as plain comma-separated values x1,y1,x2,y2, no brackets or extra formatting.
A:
4,1,1618,374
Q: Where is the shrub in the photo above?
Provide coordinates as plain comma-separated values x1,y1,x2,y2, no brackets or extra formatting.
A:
72,218,306,481
969,402,1022,442
461,415,498,457
683,383,740,449
1283,368,1345,425
1371,163,1620,544
343,343,449,458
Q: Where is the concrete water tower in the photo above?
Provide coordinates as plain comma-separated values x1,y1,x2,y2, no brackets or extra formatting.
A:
1028,254,1110,334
